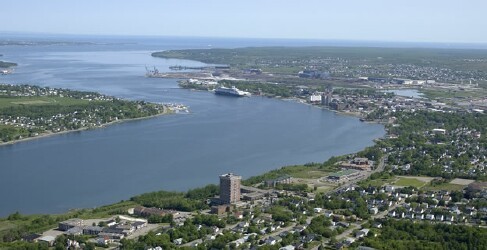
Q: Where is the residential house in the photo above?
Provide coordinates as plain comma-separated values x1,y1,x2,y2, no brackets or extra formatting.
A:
279,245,295,250
324,211,334,217
231,238,246,247
173,238,183,245
369,207,379,215
265,236,282,245
445,215,455,222
355,229,370,238
372,222,382,228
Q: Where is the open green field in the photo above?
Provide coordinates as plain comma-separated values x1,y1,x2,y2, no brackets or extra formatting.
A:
422,182,466,191
314,185,334,194
0,221,15,232
290,170,330,179
394,177,427,188
359,177,395,187
359,175,433,189
0,96,90,108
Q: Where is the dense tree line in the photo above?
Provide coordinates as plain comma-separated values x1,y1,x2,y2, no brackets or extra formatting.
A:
130,184,219,212
307,215,335,238
363,219,487,250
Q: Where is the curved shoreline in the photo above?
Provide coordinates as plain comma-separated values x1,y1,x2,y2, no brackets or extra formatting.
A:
0,112,171,147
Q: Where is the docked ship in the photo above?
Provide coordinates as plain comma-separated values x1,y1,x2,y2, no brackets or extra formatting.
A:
214,86,251,97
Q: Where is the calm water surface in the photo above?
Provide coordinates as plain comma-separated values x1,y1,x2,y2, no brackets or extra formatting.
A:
0,36,385,216
382,89,423,98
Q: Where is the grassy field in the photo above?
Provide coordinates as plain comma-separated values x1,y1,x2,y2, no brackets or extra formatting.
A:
422,183,466,191
359,175,433,188
394,177,427,188
0,221,15,231
314,185,334,193
0,96,89,108
290,170,330,179
359,177,395,187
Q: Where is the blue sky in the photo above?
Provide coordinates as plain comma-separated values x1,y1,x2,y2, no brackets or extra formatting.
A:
1,0,486,43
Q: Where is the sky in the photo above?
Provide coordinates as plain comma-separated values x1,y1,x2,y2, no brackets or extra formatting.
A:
1,0,487,43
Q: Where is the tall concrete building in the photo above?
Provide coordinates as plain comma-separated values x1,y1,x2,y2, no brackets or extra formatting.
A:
219,173,241,204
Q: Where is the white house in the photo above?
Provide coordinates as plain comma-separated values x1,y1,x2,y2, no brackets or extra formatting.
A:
324,211,334,217
369,207,379,215
173,238,183,245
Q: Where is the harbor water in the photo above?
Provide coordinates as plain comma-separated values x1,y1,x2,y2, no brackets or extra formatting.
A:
0,36,385,216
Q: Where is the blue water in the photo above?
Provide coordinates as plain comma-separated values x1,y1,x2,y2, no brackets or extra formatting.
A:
382,89,423,98
0,36,385,216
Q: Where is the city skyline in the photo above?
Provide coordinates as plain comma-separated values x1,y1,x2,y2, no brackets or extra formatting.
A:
1,0,487,44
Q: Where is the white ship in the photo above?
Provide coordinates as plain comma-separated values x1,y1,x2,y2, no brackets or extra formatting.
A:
214,86,251,97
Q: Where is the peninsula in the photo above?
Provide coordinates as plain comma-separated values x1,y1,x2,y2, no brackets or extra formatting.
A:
0,54,17,69
0,84,183,145
0,61,17,69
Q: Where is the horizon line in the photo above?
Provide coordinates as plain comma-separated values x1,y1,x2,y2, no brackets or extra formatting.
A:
1,31,487,46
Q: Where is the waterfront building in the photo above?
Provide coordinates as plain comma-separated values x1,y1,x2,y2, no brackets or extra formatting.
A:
220,173,241,204
265,175,293,187
58,218,84,231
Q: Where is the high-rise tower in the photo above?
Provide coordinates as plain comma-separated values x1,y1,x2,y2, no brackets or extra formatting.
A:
219,173,241,204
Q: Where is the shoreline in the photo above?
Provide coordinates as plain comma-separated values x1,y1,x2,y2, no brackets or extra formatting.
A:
0,111,171,147
0,87,387,217
181,84,384,124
